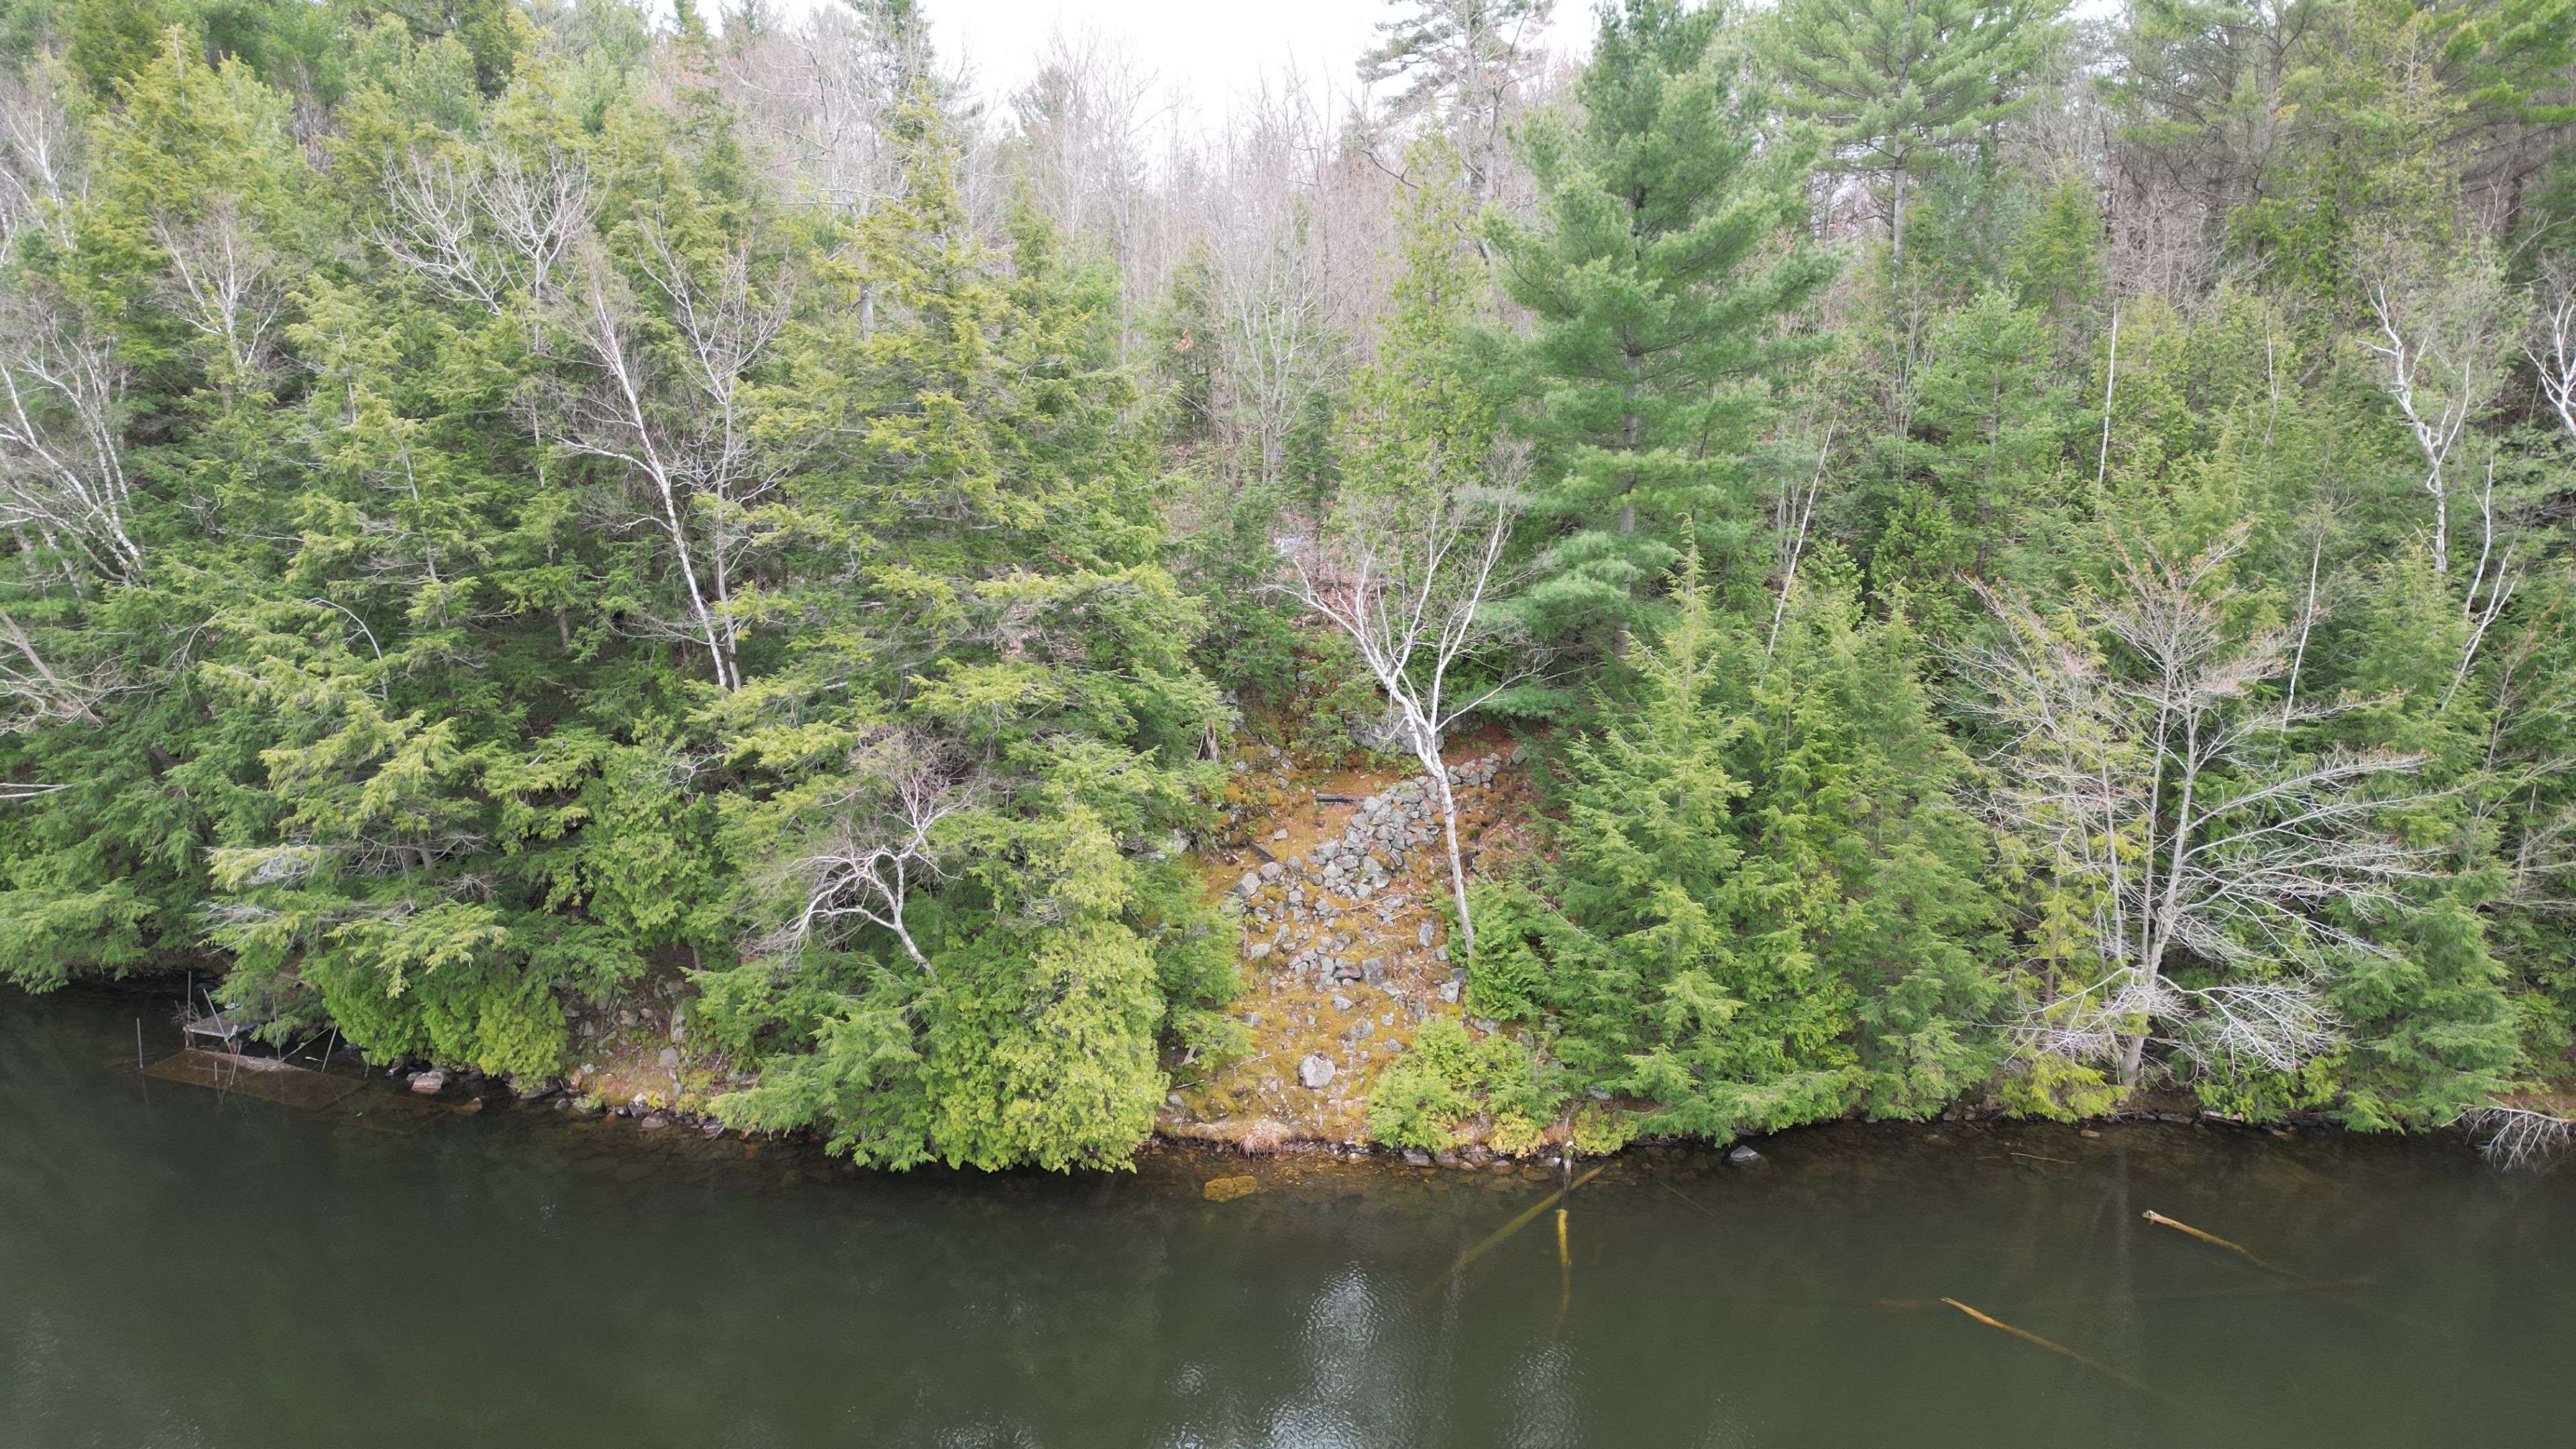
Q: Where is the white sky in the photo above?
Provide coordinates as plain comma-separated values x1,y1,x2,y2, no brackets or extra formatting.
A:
919,0,1582,127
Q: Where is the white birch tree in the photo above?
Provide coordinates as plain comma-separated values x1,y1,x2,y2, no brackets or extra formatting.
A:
1285,477,1530,955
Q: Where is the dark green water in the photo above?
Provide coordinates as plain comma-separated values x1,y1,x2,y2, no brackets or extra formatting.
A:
3,987,2569,1448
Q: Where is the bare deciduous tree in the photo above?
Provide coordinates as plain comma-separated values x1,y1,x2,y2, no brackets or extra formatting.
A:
2359,245,2520,574
1285,473,1532,955
1010,30,1164,347
555,230,794,692
762,731,972,975
380,144,593,319
2529,259,2576,447
1964,527,2438,1085
0,290,144,588
0,67,78,262
152,198,287,390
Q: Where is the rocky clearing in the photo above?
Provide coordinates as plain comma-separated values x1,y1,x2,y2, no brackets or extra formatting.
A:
1165,739,1534,1148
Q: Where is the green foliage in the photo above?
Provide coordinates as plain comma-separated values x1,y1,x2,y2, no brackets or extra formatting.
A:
1365,1016,1566,1152
1465,550,2006,1140
1762,0,2064,268
0,0,2569,1171
1483,0,1831,658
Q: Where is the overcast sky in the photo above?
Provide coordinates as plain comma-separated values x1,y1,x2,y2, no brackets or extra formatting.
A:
917,0,1583,127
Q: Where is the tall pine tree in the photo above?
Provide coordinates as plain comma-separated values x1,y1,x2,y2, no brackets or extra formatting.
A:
1483,0,1829,661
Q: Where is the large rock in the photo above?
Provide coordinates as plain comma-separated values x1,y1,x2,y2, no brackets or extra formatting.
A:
1297,1054,1337,1089
408,1069,447,1095
1203,1175,1261,1202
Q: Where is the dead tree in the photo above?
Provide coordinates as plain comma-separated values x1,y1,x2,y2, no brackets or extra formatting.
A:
1285,478,1529,956
0,289,144,588
2359,246,2519,575
2529,260,2576,447
1964,527,2439,1085
555,231,794,692
762,731,971,975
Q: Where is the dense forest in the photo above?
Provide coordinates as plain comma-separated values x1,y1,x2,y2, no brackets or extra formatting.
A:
1,0,2571,1169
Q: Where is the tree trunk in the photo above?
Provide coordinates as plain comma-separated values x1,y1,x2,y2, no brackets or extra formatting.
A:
1433,764,1475,959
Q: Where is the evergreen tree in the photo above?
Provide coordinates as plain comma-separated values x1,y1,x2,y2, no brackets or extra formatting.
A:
696,95,1232,1169
1483,0,1830,659
1466,549,2002,1142
1762,0,2063,272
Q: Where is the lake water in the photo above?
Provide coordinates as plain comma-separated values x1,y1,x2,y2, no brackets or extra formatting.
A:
3,987,2569,1447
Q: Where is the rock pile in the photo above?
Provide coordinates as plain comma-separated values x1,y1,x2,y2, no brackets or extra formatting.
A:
1231,755,1511,988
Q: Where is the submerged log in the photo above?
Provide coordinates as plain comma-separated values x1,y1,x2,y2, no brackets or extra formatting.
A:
1940,1298,2145,1391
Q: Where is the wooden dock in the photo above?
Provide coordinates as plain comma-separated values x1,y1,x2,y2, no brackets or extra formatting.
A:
142,1050,363,1110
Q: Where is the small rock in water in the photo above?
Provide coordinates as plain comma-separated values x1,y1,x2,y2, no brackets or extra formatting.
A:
2079,1128,2102,1139
1297,1054,1337,1089
639,1114,669,1132
1726,1144,1762,1167
409,1070,447,1095
1402,1149,1434,1167
1203,1175,1260,1202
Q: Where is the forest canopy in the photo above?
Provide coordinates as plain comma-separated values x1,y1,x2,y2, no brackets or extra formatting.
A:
1,0,2572,1167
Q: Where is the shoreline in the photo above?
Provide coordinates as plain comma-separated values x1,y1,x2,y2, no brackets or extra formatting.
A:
35,977,2510,1178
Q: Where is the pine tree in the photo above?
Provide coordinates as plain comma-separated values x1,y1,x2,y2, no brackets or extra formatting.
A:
1762,0,2063,272
1483,0,1829,657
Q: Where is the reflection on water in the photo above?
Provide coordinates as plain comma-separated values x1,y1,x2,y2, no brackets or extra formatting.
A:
3,987,2569,1448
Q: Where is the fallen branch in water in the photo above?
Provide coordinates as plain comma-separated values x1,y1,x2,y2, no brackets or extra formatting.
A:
2456,1106,2576,1169
1419,1165,1605,1305
2142,1211,2295,1276
1876,1277,2372,1311
1940,1298,2145,1391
